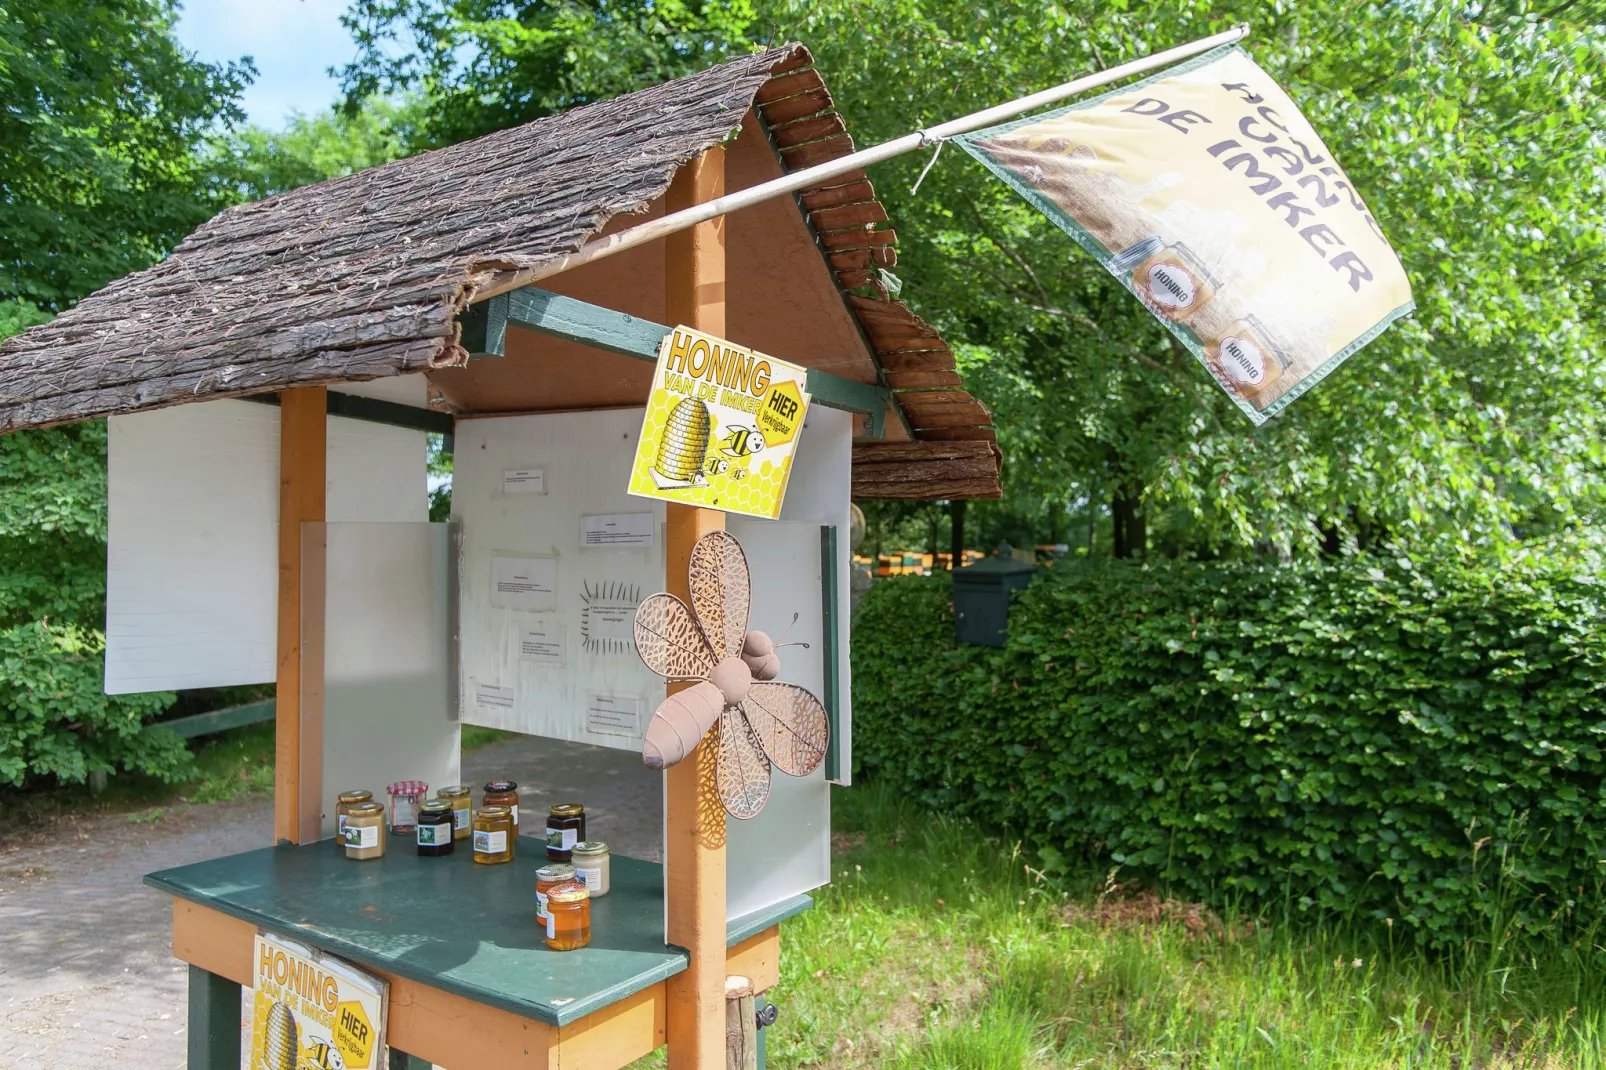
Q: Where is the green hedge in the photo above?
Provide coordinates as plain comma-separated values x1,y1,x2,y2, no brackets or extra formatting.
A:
851,546,1606,945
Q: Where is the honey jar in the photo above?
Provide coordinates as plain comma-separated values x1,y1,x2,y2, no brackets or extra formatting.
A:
483,780,520,832
1205,318,1288,405
472,805,514,864
1132,243,1215,321
571,841,611,897
544,881,592,951
536,863,577,924
342,802,385,860
336,789,372,837
437,785,472,841
546,803,585,863
416,800,455,857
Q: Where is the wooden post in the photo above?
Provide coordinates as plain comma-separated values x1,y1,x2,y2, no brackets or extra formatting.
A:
664,148,728,1069
275,386,326,845
724,976,756,1070
187,965,242,1070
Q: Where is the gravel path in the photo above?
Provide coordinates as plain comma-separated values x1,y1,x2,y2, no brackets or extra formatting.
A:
0,735,659,1069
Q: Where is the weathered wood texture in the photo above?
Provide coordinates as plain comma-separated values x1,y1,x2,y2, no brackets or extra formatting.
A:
724,976,757,1070
0,46,810,433
752,63,1000,496
852,441,1003,500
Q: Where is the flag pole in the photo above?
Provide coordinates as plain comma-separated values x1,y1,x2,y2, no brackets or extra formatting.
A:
512,24,1249,288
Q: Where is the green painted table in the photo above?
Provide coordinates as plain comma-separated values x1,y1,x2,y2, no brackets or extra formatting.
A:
146,834,810,1068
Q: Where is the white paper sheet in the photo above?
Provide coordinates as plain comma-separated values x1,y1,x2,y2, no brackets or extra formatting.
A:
475,682,516,711
580,512,655,549
520,624,566,665
491,555,557,611
586,694,642,737
503,467,546,494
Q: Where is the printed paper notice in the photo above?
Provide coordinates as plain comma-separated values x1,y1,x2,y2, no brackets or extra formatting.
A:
586,694,642,737
503,467,546,494
475,683,515,711
249,932,387,1070
520,624,565,665
628,325,811,520
580,513,655,549
491,555,556,611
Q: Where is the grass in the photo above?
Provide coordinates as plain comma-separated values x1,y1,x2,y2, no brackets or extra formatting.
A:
752,781,1606,1068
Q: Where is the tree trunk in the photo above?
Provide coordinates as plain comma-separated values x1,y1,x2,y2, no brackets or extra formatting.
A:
1111,482,1146,559
950,499,967,570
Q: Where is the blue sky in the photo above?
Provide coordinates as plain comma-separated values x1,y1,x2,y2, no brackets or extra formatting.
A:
175,0,358,130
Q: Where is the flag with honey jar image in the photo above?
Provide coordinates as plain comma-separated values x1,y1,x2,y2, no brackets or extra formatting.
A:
629,325,811,519
248,932,387,1070
957,43,1414,425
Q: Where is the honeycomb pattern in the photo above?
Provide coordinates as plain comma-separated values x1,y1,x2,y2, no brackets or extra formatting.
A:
630,387,799,519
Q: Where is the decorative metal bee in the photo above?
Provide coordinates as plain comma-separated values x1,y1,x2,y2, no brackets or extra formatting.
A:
633,530,829,819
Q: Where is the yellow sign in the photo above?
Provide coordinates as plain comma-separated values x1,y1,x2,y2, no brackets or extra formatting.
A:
959,44,1414,424
249,932,386,1070
629,325,811,520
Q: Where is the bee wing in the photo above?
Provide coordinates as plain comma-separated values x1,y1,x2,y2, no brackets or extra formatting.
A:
743,682,829,777
689,530,750,660
717,703,771,820
633,593,716,680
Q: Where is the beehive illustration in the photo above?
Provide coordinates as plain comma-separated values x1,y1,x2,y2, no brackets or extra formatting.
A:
654,396,711,482
261,1000,299,1070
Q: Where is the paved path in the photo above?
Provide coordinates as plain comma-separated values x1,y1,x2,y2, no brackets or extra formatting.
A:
0,735,659,1069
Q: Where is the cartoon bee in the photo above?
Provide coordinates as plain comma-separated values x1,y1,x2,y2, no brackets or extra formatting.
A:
301,1039,345,1070
718,425,766,458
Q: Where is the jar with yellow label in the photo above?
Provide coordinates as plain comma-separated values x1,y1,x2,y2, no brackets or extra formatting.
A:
336,789,372,838
437,786,471,841
472,805,514,864
544,881,591,951
342,802,386,860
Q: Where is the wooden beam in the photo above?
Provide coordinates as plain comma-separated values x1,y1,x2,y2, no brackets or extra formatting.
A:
275,386,325,845
665,148,730,1070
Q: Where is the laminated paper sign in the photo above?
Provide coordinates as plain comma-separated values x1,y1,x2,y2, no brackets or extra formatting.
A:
629,325,810,519
958,44,1414,423
248,932,387,1070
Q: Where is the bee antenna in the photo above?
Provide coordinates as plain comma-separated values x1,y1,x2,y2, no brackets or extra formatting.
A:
773,612,809,649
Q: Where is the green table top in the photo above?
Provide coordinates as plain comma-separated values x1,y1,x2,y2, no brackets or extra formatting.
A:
144,835,810,1027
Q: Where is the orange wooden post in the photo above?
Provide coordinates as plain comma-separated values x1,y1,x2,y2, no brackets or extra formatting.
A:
275,386,326,845
664,148,729,1069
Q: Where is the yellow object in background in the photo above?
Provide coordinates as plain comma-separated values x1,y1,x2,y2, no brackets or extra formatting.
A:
629,325,811,520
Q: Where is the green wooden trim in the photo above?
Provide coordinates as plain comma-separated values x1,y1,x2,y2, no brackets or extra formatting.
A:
242,391,454,435
388,1050,432,1070
727,893,813,947
820,524,842,782
188,966,241,1070
461,287,892,434
150,699,275,741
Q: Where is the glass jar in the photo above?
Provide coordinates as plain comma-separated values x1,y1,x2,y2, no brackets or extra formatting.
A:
336,789,373,838
342,802,386,860
473,805,514,864
545,803,586,863
416,801,455,857
571,841,611,897
544,881,591,951
535,863,577,924
483,780,520,832
386,780,429,836
437,785,472,841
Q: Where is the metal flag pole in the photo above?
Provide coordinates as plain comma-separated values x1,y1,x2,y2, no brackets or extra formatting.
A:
514,24,1250,287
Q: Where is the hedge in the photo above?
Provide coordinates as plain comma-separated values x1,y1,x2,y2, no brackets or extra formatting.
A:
851,545,1606,946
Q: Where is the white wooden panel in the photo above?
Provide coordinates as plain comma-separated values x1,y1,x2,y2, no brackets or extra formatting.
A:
105,398,428,694
318,522,459,840
331,373,428,407
452,410,666,749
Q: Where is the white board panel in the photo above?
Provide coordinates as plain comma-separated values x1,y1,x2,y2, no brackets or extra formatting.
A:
452,410,666,749
318,522,459,840
105,398,428,694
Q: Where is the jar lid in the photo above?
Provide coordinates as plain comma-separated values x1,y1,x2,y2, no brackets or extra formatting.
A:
337,789,372,803
419,800,453,816
572,840,608,856
549,802,585,817
437,785,468,796
477,805,512,817
483,780,518,792
547,881,591,903
347,801,384,815
535,864,576,882
387,780,429,795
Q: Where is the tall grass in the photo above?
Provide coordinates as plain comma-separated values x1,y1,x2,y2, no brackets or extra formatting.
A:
765,782,1606,1068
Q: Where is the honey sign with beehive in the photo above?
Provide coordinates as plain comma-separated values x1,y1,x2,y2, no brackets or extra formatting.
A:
628,325,811,520
247,932,387,1070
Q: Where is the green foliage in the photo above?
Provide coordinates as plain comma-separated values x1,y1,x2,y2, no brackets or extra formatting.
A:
851,544,1606,946
0,1,252,310
213,99,422,202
